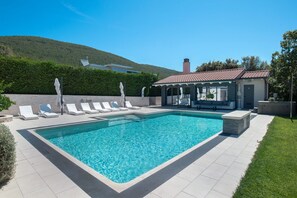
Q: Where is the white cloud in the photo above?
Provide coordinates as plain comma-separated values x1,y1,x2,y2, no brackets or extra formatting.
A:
61,1,94,21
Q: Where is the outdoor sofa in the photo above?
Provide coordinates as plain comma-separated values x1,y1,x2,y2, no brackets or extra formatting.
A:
191,100,235,110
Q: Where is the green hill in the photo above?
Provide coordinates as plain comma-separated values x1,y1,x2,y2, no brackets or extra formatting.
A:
0,36,178,79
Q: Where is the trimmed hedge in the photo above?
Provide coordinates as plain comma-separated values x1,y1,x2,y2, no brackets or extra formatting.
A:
0,56,158,96
0,124,16,188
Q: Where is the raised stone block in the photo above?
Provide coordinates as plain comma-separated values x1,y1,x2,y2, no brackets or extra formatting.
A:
222,111,251,135
0,115,13,123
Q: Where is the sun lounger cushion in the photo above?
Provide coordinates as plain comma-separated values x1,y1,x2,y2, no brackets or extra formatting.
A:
66,104,85,115
111,101,128,111
92,102,111,113
19,105,39,120
125,101,141,110
39,104,59,118
102,102,120,112
81,103,98,114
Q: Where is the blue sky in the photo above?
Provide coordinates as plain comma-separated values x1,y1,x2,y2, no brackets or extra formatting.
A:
1,0,296,72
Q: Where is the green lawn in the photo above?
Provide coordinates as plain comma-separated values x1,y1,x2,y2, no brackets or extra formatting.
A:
233,116,297,198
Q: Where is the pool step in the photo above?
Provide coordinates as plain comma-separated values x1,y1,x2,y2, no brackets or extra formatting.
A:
108,115,142,126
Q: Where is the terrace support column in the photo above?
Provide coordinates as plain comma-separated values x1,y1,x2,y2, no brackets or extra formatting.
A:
171,87,173,105
161,86,167,106
190,85,196,106
177,86,180,105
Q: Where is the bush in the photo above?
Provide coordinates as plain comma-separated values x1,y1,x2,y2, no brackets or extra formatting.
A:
0,124,16,188
0,56,158,96
0,81,14,111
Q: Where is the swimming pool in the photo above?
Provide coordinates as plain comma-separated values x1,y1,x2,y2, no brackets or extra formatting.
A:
36,112,223,184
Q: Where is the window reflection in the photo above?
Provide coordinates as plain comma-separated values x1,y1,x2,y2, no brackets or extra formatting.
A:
197,86,228,101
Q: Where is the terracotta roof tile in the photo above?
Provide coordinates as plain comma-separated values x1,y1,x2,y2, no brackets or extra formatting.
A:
154,68,245,84
240,70,269,79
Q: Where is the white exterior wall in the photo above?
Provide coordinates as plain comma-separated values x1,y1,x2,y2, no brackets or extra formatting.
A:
2,94,150,115
238,78,266,109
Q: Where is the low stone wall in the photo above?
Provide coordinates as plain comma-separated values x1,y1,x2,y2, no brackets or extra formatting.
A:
2,94,152,115
258,101,296,116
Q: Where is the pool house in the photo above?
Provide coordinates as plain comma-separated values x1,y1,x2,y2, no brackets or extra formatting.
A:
154,59,270,110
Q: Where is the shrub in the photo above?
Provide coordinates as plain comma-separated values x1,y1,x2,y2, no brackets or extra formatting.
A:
0,81,15,111
0,124,16,188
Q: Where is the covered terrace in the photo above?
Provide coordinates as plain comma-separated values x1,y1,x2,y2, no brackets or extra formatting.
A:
153,68,246,110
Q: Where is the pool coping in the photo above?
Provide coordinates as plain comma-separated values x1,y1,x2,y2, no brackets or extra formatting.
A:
17,110,229,197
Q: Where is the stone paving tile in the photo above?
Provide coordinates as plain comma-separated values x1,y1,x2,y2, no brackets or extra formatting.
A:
27,154,49,165
23,187,56,198
215,137,236,150
16,149,26,162
205,190,230,198
15,160,37,178
153,176,190,198
144,192,161,198
43,172,77,194
16,173,48,195
240,149,256,159
213,174,240,197
15,139,34,151
247,140,261,148
21,147,43,159
33,161,63,177
183,175,217,198
193,157,214,169
0,187,23,198
230,141,248,150
215,154,237,167
225,162,248,179
0,178,18,191
56,186,90,198
224,146,243,157
28,155,63,177
201,163,228,180
234,155,252,165
204,147,225,160
175,191,196,198
177,163,206,182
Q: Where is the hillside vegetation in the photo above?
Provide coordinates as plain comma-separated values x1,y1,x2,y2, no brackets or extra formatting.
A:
0,36,178,79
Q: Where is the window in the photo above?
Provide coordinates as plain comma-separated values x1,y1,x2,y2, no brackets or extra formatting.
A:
197,86,228,101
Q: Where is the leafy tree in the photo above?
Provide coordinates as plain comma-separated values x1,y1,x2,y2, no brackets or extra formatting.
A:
225,58,240,68
196,59,240,72
241,56,269,70
196,56,269,72
0,81,14,112
269,30,297,100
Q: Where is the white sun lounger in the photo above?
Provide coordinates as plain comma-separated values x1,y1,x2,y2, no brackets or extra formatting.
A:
66,104,85,115
102,102,120,112
111,101,128,111
81,103,98,114
125,101,141,110
92,102,111,113
19,105,39,120
39,104,59,118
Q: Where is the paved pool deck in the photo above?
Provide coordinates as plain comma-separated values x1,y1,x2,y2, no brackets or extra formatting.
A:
0,107,274,198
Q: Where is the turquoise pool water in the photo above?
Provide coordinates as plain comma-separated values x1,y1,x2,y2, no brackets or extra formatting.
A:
36,112,223,183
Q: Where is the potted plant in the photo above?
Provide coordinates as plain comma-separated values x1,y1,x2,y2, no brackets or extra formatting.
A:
206,91,216,100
